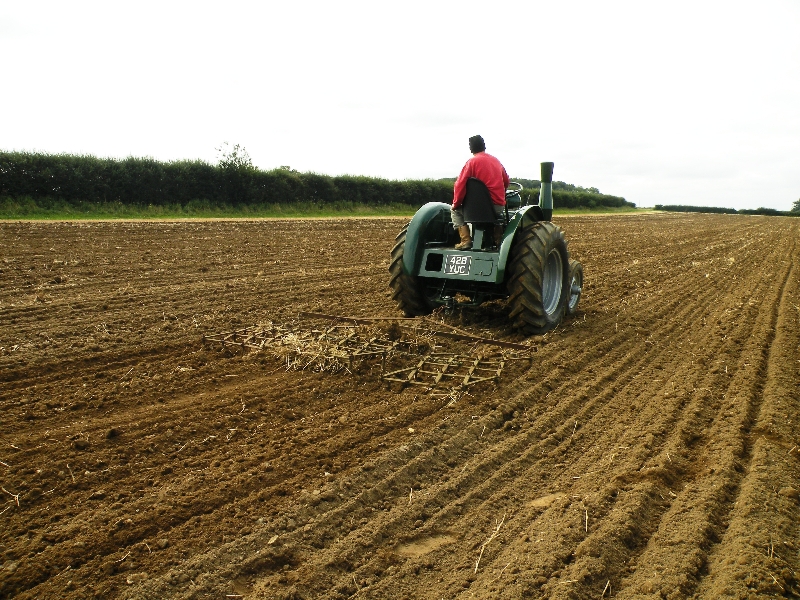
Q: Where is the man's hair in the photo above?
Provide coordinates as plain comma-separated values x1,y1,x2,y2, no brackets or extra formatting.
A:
468,135,486,153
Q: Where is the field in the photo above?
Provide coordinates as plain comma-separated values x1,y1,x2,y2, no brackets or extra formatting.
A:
1,213,798,599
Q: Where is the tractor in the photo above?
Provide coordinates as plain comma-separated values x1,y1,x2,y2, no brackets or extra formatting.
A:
388,162,583,335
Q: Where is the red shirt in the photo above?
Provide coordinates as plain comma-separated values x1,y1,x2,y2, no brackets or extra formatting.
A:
452,152,510,208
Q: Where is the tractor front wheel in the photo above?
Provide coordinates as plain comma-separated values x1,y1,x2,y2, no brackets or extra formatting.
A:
566,259,583,315
389,223,433,317
507,221,570,334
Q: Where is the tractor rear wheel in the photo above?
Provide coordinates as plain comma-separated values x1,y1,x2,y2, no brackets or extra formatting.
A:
507,221,570,334
566,259,583,315
389,223,433,317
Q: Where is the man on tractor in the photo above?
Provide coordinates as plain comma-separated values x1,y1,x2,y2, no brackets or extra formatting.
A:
451,135,510,250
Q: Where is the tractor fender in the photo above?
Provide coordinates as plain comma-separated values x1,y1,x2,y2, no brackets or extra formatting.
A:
496,204,545,282
402,202,452,275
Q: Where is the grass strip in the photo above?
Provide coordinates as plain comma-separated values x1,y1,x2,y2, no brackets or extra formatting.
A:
1,197,645,220
0,198,420,220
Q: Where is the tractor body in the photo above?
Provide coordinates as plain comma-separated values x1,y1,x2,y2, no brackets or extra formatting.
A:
389,162,583,335
401,200,544,304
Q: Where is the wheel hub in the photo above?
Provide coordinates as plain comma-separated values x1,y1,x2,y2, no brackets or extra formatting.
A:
542,249,563,316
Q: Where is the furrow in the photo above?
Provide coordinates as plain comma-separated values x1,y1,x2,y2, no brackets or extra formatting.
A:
610,227,796,598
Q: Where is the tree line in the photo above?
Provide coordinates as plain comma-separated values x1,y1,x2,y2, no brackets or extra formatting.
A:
655,204,800,217
0,151,632,210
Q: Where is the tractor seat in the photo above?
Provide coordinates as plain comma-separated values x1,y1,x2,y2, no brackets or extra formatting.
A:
461,177,505,250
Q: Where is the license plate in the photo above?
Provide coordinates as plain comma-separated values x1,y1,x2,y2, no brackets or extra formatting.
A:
443,254,471,275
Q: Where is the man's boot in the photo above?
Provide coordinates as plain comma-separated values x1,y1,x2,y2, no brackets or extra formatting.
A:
493,224,504,247
454,225,472,250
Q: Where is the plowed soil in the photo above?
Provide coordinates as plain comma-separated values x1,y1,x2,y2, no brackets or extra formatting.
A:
1,213,799,600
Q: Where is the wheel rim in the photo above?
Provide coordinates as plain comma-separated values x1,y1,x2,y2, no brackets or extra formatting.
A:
569,271,582,311
542,249,563,316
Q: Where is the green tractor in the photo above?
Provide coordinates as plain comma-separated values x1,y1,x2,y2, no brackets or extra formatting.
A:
389,162,583,335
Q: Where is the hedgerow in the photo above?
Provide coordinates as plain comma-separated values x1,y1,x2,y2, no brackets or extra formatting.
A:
0,151,631,211
654,204,799,217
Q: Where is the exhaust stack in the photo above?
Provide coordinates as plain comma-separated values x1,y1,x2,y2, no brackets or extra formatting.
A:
540,162,554,221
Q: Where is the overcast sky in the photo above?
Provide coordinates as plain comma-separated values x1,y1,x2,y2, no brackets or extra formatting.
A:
2,0,799,210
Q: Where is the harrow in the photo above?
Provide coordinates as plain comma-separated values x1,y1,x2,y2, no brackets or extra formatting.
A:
202,315,533,396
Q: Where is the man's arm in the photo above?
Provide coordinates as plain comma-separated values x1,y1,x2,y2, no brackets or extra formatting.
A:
452,160,473,208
